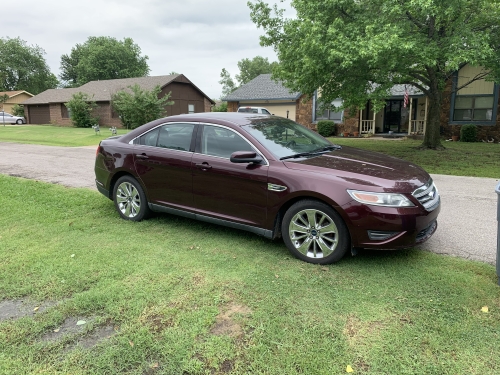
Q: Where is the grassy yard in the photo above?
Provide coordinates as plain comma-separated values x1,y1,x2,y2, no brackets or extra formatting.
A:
0,124,129,147
0,175,499,374
330,137,500,178
0,125,498,178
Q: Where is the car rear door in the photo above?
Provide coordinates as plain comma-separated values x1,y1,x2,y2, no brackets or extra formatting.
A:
133,122,197,210
191,124,269,227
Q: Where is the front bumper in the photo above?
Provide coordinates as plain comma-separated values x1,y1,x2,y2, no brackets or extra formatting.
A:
342,200,441,249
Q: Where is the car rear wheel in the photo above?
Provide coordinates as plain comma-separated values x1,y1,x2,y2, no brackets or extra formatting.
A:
16,119,23,124
113,176,151,221
282,200,349,264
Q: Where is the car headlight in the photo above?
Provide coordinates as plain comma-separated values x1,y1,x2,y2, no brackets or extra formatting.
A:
347,190,415,207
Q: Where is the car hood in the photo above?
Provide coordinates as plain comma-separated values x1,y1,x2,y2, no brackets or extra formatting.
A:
283,146,431,192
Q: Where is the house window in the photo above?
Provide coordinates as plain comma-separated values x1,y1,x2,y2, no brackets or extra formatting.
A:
449,69,498,125
313,92,343,122
188,104,195,114
453,96,494,121
61,104,71,119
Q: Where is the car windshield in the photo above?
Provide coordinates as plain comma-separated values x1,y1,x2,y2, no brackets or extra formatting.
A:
243,118,335,159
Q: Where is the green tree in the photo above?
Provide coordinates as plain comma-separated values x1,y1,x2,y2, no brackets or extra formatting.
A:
11,104,25,117
235,56,278,85
112,84,174,129
65,92,99,128
249,0,500,149
60,37,150,87
212,102,228,112
219,68,237,98
219,56,277,98
0,37,58,94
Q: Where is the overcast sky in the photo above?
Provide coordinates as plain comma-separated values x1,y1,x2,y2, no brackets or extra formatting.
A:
3,0,294,99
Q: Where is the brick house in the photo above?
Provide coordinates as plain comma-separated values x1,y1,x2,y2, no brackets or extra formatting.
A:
22,74,214,127
222,74,343,130
345,65,500,140
0,91,34,114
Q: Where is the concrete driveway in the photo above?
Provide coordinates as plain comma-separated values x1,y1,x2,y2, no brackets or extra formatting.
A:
0,142,498,265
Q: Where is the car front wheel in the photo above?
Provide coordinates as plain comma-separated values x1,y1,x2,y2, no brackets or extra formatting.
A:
282,200,349,264
113,176,151,221
16,119,23,124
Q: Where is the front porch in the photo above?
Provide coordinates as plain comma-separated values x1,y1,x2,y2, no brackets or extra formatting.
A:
358,96,429,136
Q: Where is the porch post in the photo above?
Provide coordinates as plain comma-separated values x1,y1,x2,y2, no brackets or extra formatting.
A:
372,108,376,134
408,97,412,135
359,107,362,133
424,97,428,134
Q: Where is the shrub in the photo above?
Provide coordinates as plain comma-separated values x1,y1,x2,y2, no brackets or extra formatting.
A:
317,120,336,137
65,92,99,128
112,84,173,129
460,124,477,142
11,104,25,117
212,102,227,112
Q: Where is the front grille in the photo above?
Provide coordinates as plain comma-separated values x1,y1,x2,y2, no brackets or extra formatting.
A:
412,179,440,212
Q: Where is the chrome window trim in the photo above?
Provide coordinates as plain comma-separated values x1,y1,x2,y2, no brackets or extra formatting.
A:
128,122,197,146
195,122,269,166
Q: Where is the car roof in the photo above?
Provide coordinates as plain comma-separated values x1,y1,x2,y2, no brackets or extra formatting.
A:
120,112,279,143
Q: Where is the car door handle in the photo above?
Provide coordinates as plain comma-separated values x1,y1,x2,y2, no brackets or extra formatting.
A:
195,162,212,170
135,154,149,160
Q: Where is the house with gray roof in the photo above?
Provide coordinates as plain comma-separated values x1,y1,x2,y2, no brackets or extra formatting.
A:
222,74,343,129
22,74,215,126
224,67,500,140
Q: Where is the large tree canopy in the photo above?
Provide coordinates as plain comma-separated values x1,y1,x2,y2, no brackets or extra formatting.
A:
0,37,58,95
60,36,150,87
249,0,500,149
219,56,278,98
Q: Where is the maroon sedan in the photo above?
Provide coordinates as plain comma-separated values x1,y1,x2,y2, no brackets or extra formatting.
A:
95,113,440,264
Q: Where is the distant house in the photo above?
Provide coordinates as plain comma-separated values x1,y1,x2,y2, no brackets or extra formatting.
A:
22,74,215,127
222,74,344,129
0,91,34,113
344,65,500,140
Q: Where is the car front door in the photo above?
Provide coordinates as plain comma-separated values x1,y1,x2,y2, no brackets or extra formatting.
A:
133,122,196,210
191,124,269,227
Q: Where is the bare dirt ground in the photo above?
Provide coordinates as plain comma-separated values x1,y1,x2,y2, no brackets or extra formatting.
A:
0,142,498,265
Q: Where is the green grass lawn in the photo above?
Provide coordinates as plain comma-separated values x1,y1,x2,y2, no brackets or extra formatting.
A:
0,175,499,374
1,125,498,178
0,124,130,147
330,137,500,178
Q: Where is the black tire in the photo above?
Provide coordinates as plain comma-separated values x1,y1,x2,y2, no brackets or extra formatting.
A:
16,119,23,124
113,176,151,221
281,200,350,264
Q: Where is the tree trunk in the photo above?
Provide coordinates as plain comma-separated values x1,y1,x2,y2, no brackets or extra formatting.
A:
421,70,444,149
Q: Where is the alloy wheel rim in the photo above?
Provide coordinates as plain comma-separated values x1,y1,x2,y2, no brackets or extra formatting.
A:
289,209,339,258
116,182,141,218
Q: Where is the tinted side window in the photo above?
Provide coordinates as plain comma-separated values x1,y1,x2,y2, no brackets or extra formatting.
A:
157,123,195,151
200,125,254,158
136,127,160,146
262,109,271,115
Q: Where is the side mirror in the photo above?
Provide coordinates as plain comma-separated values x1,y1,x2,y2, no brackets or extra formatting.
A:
230,151,263,164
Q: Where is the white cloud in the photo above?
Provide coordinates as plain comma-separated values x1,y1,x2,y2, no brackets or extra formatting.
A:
2,0,294,99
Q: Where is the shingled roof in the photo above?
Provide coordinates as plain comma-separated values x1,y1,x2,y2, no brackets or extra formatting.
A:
222,74,301,101
389,84,424,97
22,74,214,105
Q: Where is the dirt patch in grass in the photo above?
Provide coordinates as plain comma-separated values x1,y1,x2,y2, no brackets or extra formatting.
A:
343,315,385,346
41,316,118,349
76,323,117,349
210,303,252,338
0,299,55,322
41,317,91,342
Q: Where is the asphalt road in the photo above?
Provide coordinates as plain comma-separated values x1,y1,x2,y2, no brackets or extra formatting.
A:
1,142,498,265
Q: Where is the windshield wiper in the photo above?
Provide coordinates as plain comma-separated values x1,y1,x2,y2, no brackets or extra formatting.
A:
280,152,318,160
280,145,341,161
314,145,342,152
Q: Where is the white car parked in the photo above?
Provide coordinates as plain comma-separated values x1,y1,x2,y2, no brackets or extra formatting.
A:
237,106,272,115
0,112,26,124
